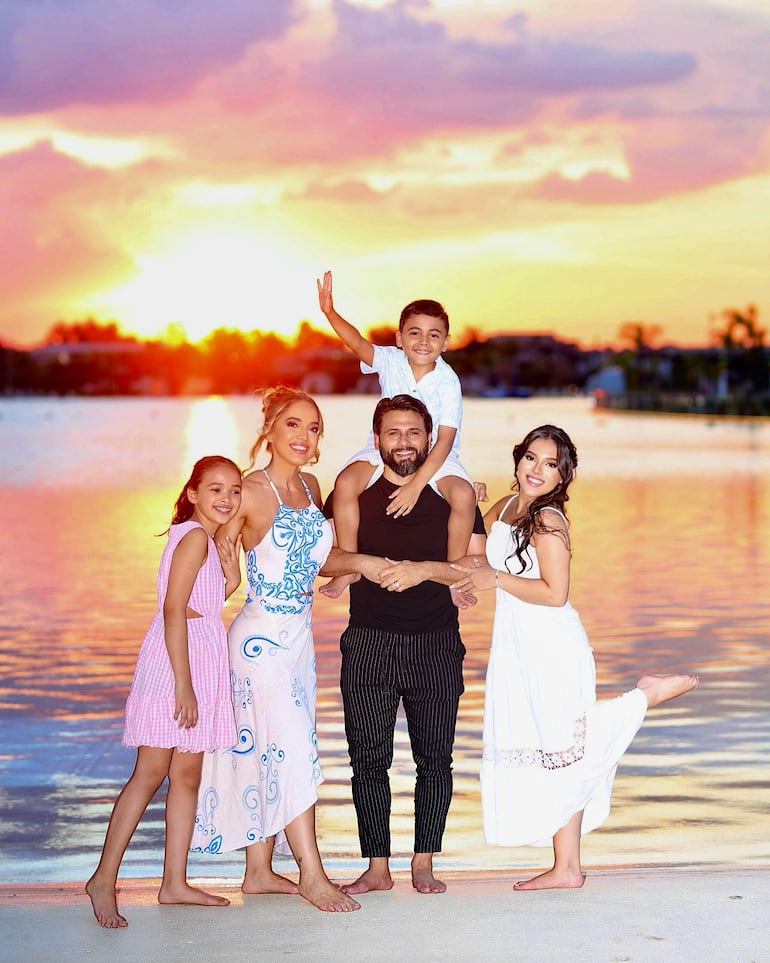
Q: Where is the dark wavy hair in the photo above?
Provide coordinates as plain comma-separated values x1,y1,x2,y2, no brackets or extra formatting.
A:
506,424,578,573
372,393,433,437
168,455,242,528
398,299,449,333
248,385,324,469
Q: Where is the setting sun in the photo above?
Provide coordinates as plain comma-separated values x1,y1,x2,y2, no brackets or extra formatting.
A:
92,228,317,342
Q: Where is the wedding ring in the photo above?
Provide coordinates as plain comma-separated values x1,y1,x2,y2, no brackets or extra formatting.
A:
394,579,400,587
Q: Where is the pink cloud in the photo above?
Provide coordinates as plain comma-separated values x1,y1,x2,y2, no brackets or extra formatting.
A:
0,0,296,114
531,114,769,204
0,143,134,341
304,1,695,132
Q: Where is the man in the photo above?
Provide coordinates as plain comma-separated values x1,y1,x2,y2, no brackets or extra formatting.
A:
321,394,484,895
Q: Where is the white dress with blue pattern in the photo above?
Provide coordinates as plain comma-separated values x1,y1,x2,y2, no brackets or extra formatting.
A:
193,471,333,856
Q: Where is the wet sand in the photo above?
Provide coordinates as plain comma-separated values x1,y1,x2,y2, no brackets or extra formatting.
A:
2,868,767,962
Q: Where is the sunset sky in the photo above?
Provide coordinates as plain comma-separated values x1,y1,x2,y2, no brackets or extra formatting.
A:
1,0,768,349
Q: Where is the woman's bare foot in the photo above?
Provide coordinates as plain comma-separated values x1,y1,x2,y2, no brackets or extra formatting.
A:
299,874,361,912
242,869,299,895
341,866,393,895
157,881,230,906
85,875,127,928
319,573,360,599
513,868,586,891
637,673,699,709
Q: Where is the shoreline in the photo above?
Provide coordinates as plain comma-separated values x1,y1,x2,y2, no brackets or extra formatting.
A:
2,867,767,962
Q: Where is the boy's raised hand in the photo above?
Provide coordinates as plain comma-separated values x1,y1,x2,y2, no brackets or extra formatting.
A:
317,270,334,315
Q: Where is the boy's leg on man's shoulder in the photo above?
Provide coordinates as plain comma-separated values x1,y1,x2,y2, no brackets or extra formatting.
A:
334,460,381,547
436,474,477,561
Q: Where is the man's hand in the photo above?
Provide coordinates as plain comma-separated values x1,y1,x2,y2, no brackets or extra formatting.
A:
377,558,426,591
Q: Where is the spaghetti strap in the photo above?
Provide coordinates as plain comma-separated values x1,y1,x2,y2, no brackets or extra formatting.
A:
539,505,568,524
262,468,312,509
261,469,281,508
498,494,518,521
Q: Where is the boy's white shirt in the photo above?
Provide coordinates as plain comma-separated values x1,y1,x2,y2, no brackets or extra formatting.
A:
360,344,462,456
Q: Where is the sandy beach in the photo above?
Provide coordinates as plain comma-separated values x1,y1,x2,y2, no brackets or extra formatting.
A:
2,867,768,963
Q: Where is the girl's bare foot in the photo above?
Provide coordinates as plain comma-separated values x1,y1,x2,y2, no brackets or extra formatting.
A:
242,869,299,895
513,869,586,891
299,874,361,911
157,882,230,906
86,875,127,928
637,673,699,709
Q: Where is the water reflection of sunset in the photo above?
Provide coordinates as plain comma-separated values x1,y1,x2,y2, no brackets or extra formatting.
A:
184,397,240,469
1,396,768,881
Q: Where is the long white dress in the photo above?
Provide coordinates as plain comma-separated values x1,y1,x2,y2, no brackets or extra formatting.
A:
192,471,333,857
481,501,648,847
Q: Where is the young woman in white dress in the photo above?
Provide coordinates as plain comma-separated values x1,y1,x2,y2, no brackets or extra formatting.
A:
451,424,699,890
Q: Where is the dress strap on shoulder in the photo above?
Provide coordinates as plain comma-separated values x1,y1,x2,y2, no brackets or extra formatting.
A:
297,473,312,499
539,505,568,524
498,494,518,521
261,468,281,506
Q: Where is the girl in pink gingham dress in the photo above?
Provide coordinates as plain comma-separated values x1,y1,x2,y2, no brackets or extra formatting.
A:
86,456,243,929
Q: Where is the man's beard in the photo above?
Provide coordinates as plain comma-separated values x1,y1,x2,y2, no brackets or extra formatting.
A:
381,444,429,477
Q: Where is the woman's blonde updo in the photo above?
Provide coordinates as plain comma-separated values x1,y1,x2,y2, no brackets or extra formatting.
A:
247,385,324,470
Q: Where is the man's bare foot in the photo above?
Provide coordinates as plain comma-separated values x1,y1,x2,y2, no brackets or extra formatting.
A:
411,855,447,894
319,573,360,599
412,867,447,894
341,867,394,895
450,586,477,610
299,874,361,912
86,875,127,928
242,870,299,895
637,673,699,709
513,869,586,891
157,881,230,906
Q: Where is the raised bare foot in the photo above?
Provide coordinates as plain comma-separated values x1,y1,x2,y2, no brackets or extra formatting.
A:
242,870,299,895
513,869,586,891
319,573,359,599
299,874,361,912
341,867,393,895
86,875,127,928
157,882,230,907
637,673,699,709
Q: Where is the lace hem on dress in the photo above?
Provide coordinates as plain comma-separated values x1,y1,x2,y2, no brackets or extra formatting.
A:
482,714,586,770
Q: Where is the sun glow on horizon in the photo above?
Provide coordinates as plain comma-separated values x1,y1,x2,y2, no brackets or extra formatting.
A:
92,228,319,342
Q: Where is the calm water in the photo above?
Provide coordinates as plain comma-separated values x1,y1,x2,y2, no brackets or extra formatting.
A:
0,395,768,884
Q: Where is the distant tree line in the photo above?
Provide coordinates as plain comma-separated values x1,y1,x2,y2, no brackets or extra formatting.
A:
1,306,767,414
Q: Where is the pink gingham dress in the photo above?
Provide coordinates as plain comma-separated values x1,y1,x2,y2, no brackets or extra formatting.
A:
123,520,237,753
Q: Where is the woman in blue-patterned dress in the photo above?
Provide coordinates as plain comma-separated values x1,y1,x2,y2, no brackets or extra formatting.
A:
193,387,360,913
